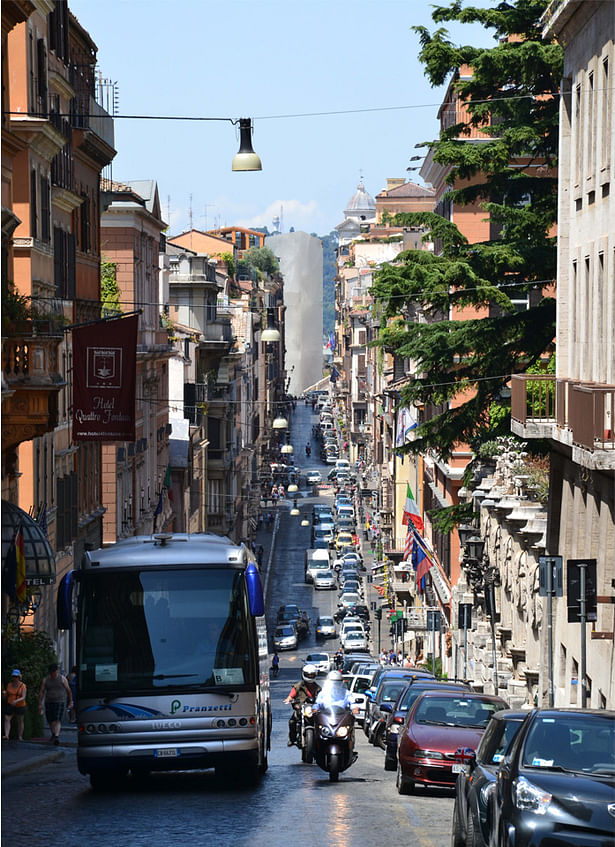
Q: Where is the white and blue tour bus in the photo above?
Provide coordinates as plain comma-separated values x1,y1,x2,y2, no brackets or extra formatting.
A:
58,533,271,789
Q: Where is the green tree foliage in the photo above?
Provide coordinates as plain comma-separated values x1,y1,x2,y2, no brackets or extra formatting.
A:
101,258,122,317
4,631,57,739
242,246,279,276
371,0,561,460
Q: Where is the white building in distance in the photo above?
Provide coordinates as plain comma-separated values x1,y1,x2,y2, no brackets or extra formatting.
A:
266,232,323,396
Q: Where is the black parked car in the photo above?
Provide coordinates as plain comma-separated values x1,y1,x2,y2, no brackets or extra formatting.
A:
451,709,526,847
364,669,434,746
382,678,472,771
492,707,615,847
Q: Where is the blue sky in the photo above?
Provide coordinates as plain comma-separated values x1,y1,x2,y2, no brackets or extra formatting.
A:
70,0,496,238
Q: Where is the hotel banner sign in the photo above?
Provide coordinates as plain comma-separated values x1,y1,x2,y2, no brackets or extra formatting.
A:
72,315,138,441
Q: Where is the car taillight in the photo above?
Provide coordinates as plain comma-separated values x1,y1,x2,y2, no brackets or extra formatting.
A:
393,716,404,724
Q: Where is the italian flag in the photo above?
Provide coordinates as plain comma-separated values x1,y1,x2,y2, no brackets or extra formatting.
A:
402,484,424,533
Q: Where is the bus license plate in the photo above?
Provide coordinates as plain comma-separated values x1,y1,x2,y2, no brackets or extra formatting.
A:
154,748,179,758
452,763,466,774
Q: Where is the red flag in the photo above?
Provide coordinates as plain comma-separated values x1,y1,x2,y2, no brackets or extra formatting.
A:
72,315,138,441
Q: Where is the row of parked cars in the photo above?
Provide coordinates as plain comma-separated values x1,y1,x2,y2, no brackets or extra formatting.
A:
341,661,615,847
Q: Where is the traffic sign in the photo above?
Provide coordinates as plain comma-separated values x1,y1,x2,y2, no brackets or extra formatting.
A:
567,559,597,622
538,556,563,597
458,603,472,629
427,610,441,631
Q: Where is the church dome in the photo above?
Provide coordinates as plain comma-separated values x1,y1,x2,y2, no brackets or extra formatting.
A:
344,179,376,221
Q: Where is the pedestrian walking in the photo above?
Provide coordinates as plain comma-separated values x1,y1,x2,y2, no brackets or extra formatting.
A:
3,669,27,740
38,664,72,745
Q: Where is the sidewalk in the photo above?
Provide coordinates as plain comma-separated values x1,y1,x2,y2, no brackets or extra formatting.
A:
2,724,77,780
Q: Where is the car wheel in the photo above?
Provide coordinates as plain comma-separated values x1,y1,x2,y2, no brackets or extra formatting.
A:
467,807,486,847
396,762,413,795
450,796,465,847
375,724,386,750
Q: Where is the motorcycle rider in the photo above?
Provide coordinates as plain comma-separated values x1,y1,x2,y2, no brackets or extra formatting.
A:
315,670,358,714
283,663,321,746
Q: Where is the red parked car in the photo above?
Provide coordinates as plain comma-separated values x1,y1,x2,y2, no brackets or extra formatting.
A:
396,689,508,794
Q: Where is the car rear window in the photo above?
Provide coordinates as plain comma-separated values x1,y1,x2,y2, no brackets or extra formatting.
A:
414,697,502,727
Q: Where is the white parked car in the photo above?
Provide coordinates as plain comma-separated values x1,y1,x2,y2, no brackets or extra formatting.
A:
343,673,374,725
313,569,336,590
342,630,369,653
339,592,361,609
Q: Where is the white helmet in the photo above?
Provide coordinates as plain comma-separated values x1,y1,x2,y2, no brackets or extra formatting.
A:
302,664,317,682
327,670,343,682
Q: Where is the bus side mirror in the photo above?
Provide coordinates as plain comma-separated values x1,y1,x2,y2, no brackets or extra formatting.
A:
57,570,76,630
246,562,265,617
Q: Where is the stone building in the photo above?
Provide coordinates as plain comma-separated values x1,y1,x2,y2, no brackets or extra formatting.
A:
512,0,614,709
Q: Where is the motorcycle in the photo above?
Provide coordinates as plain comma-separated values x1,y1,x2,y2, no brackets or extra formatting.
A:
308,703,357,781
292,700,316,763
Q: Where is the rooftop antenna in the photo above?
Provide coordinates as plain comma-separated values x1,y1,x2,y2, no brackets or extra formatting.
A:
189,194,193,248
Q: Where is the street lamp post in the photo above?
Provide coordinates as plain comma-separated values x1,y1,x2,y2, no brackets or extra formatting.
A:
461,534,500,694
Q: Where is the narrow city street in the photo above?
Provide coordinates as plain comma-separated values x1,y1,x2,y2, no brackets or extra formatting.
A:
1,403,454,847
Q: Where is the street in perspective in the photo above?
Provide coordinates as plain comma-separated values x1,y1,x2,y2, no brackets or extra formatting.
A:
2,2,614,847
2,404,456,847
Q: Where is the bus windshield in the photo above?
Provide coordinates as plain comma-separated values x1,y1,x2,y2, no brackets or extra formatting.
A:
78,567,256,694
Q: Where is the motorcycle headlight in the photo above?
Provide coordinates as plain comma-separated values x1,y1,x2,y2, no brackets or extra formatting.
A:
513,776,552,815
320,726,333,738
304,705,313,718
336,726,349,738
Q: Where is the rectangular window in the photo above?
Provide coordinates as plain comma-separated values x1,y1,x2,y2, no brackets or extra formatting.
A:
80,193,90,252
574,83,582,187
40,175,50,242
30,169,38,238
602,57,611,171
36,38,48,116
53,227,76,298
587,72,594,178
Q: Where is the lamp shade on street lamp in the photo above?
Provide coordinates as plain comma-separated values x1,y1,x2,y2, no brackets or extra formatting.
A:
287,483,298,493
231,118,262,171
301,518,309,527
272,416,288,429
466,535,485,562
281,444,293,454
290,500,300,516
261,307,281,342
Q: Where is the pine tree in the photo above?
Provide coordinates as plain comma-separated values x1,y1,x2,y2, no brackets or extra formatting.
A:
371,0,562,460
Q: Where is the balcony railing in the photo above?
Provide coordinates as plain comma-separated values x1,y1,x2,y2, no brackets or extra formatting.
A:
511,374,614,452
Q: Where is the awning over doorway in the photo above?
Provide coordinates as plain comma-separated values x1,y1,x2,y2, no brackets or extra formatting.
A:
1,500,56,587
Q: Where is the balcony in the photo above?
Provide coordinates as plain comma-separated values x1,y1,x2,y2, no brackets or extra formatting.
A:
200,320,233,346
72,97,115,167
2,326,65,450
511,374,615,469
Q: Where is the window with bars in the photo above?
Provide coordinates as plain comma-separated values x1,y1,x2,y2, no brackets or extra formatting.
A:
48,0,69,63
53,227,76,298
30,169,38,238
40,175,51,242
